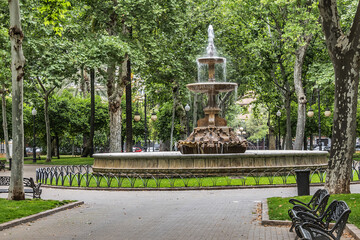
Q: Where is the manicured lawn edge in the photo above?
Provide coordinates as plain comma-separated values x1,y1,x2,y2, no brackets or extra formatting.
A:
0,201,84,231
260,200,360,240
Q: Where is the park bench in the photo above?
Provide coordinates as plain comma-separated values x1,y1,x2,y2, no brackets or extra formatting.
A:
293,200,351,240
0,176,42,199
288,189,330,232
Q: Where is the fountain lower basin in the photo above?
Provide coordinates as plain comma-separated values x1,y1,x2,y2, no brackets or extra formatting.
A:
92,150,328,175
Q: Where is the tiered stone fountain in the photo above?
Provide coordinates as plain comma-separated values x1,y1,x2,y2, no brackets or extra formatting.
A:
92,26,328,176
178,25,247,154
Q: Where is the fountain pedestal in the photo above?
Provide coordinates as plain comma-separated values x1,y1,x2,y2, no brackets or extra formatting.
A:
178,82,247,154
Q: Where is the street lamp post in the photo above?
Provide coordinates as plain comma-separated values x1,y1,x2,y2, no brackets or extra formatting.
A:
317,89,322,150
276,110,281,150
185,104,190,136
307,88,331,150
32,108,37,163
144,94,148,152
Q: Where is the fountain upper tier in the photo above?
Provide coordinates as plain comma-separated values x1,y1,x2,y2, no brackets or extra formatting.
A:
187,82,237,94
197,56,225,64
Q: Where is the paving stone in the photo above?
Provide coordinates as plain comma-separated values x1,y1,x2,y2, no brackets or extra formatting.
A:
1,165,359,239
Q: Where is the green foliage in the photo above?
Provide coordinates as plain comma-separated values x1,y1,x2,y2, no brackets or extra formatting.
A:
37,0,71,35
2,0,360,151
24,155,94,165
23,91,109,153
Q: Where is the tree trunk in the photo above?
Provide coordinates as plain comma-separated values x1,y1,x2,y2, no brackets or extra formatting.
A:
1,90,10,161
56,135,60,159
44,96,52,162
107,60,125,152
319,0,360,194
170,89,176,151
268,127,276,150
71,139,75,156
325,57,359,194
284,91,292,150
293,35,312,150
8,0,25,200
82,134,90,157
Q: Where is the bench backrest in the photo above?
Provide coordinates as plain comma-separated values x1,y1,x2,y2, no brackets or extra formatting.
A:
0,176,35,188
322,200,351,238
0,176,10,185
308,189,329,211
23,178,35,188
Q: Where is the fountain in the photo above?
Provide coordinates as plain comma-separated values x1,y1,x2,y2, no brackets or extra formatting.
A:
178,25,247,154
91,26,328,176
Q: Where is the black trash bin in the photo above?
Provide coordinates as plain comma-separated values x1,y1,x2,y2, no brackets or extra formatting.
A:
295,169,310,196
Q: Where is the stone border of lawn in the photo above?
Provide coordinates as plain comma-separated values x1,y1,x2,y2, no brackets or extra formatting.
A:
261,200,360,240
0,201,84,231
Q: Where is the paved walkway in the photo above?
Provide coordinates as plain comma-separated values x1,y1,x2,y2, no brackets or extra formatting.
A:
0,165,357,240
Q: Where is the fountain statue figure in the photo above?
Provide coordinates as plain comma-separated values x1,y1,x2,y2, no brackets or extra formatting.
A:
178,25,248,154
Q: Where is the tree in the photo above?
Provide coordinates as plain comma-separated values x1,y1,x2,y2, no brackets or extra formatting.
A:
0,10,11,162
319,0,360,194
8,0,25,200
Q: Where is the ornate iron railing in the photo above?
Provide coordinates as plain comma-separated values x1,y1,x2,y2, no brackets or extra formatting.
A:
35,161,360,189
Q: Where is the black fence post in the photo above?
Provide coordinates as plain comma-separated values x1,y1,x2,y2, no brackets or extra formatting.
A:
295,169,310,196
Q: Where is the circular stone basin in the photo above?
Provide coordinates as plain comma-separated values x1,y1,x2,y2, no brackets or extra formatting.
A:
197,57,225,64
187,82,237,93
92,150,329,175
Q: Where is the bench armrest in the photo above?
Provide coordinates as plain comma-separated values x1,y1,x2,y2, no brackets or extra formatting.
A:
289,198,309,208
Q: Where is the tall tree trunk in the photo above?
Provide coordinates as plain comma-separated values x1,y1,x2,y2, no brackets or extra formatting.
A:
1,89,10,161
319,0,360,194
56,135,60,159
108,101,122,152
293,35,312,150
170,88,176,151
44,96,52,162
71,139,75,156
107,60,125,152
284,91,292,149
105,3,129,153
8,0,25,200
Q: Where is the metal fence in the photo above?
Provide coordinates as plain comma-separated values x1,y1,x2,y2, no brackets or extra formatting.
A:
35,161,360,189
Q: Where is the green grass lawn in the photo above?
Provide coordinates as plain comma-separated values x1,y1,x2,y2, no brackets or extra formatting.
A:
0,199,74,224
267,193,360,228
354,153,360,161
23,155,94,165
